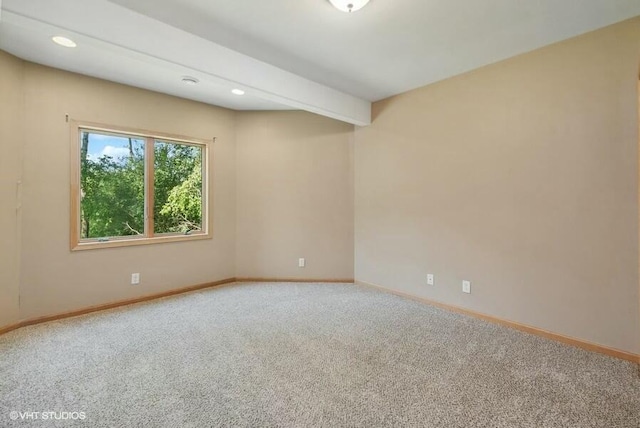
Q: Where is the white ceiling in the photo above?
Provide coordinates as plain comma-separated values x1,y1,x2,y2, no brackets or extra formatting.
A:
1,0,640,123
109,0,640,101
0,19,290,112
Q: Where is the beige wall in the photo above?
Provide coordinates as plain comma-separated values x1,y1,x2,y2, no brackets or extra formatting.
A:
354,17,640,353
0,61,356,325
236,111,354,280
19,64,237,320
0,51,23,326
2,17,639,356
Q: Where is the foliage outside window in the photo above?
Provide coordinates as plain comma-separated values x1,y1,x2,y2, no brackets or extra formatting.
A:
71,124,210,250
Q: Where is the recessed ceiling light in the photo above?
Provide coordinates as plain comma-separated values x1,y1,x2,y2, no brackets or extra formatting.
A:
52,36,77,48
329,0,370,13
231,89,245,95
181,76,199,85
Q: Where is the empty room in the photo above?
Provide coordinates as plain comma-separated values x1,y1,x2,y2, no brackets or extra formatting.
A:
1,0,639,426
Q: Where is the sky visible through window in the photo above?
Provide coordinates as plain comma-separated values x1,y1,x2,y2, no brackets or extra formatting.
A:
86,133,143,161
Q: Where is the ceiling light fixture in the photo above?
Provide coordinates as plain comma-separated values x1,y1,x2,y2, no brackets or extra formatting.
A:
51,36,77,48
231,89,245,95
329,0,370,13
181,76,199,85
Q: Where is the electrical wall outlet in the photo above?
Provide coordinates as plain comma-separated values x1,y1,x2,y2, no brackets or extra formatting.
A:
427,274,434,285
298,258,305,268
131,273,140,285
462,280,471,294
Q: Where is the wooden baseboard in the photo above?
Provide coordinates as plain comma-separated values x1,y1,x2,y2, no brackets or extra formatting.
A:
236,278,354,283
0,322,23,336
1,277,237,334
356,280,640,364
0,278,353,336
9,277,632,365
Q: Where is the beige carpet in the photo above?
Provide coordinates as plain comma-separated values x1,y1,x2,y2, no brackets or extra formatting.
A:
1,282,638,427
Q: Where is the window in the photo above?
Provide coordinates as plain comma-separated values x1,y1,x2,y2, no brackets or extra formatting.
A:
70,122,210,250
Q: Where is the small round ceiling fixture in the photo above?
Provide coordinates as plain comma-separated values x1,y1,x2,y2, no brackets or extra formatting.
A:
231,89,245,95
52,36,77,48
181,76,199,85
329,0,370,13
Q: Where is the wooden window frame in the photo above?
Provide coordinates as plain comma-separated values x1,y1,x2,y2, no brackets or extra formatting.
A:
70,121,212,251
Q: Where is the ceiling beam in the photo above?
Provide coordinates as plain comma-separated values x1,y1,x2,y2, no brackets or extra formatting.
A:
2,0,371,125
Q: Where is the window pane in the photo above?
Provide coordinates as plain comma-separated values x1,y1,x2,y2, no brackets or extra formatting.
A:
154,141,203,234
80,131,145,240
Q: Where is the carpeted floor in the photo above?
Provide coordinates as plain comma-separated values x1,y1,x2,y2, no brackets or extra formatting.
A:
1,282,638,427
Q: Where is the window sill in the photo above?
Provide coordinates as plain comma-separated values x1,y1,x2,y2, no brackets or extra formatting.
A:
71,232,211,251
